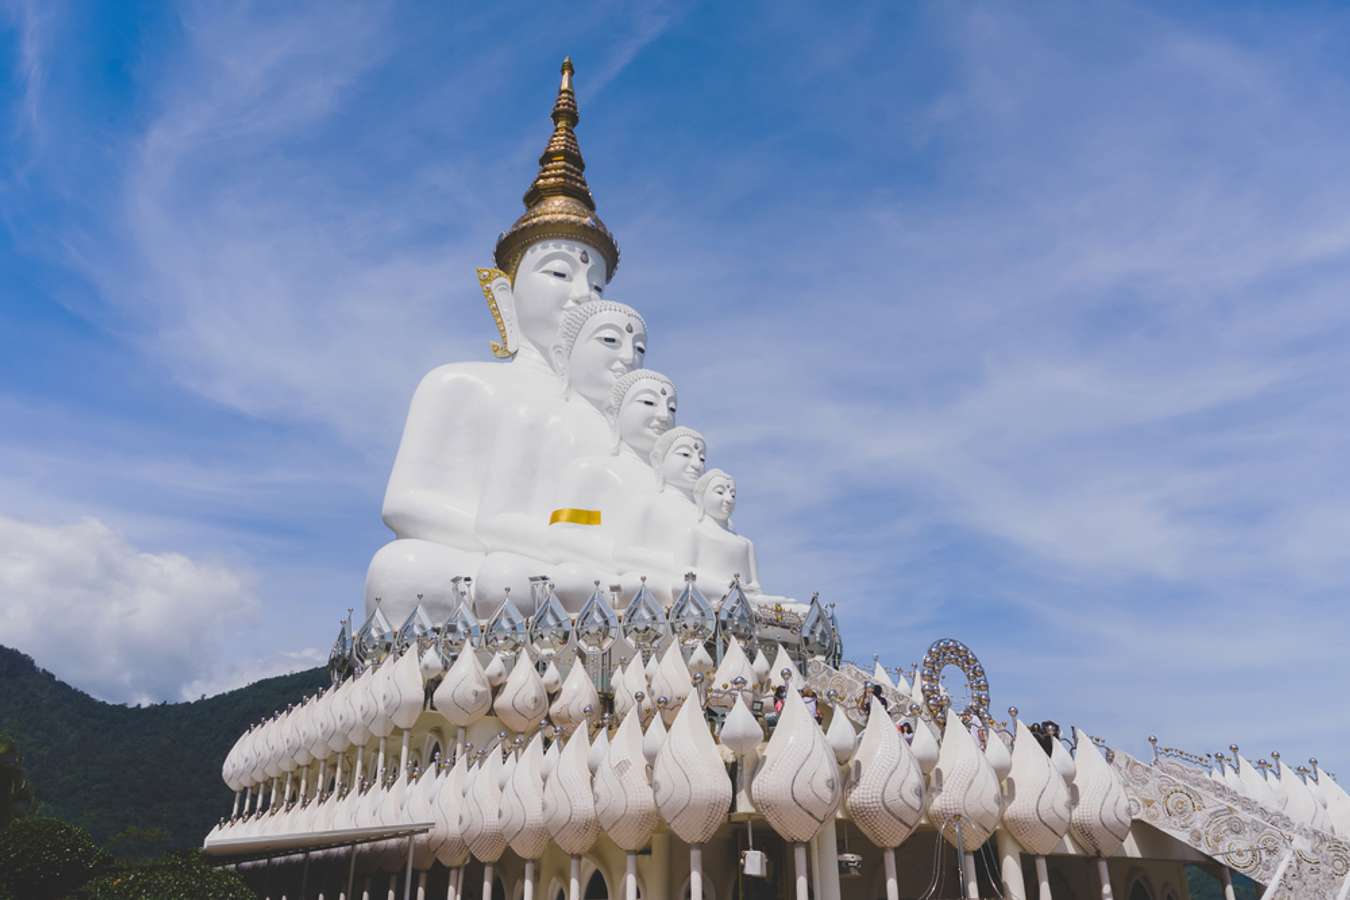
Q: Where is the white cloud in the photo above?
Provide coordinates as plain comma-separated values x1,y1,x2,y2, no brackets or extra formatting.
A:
0,514,316,703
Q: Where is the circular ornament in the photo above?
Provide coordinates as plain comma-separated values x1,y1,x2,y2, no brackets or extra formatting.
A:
919,638,991,727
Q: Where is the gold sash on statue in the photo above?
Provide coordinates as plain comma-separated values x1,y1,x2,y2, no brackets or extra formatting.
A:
548,508,602,526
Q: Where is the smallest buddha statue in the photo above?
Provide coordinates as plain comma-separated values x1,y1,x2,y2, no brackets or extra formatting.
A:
613,426,708,603
677,468,768,602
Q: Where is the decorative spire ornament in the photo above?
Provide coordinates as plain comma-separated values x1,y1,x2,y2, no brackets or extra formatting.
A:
494,58,619,281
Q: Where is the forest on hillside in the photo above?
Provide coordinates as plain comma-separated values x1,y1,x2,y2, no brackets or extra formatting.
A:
0,644,326,857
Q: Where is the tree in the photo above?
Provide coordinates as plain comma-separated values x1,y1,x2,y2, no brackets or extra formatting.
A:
0,816,110,899
0,732,35,829
82,850,253,900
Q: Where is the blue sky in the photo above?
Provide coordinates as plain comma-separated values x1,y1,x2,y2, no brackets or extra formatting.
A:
2,2,1349,773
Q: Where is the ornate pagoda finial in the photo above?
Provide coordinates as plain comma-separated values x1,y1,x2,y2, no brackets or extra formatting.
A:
494,57,620,281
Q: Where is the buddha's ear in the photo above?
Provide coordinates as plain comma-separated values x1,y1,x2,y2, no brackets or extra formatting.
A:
477,268,518,359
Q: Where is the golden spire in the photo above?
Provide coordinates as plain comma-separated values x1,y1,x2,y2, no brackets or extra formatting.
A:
495,58,619,281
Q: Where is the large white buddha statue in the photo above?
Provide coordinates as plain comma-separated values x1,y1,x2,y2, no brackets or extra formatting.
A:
677,468,786,604
365,58,620,624
471,300,648,612
614,426,708,603
543,369,678,608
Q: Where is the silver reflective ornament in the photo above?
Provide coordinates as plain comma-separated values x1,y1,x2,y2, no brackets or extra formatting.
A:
485,589,529,655
529,581,572,658
574,581,619,657
622,578,668,653
716,578,756,644
669,573,715,647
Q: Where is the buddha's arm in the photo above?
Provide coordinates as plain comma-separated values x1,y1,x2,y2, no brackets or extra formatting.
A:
544,463,622,568
742,534,764,593
473,414,554,557
381,367,490,548
614,505,678,580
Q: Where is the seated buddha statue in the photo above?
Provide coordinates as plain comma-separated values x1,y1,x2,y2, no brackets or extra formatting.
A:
677,468,787,604
543,369,678,609
613,426,708,603
364,58,621,624
471,300,648,613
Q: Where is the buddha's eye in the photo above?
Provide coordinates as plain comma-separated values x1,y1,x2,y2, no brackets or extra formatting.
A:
548,269,567,280
635,343,646,355
593,284,604,294
601,335,618,346
641,399,656,407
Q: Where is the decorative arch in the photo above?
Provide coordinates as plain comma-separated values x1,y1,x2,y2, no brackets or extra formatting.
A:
1126,869,1155,900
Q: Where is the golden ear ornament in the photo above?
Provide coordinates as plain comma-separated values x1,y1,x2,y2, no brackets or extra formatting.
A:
477,267,516,359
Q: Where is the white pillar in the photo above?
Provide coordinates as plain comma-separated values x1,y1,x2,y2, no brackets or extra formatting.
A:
882,849,899,900
569,857,581,900
1220,867,1237,900
1035,856,1053,900
625,854,638,900
793,843,810,900
816,821,842,900
1096,858,1114,900
689,845,704,900
962,852,981,899
483,863,495,900
997,829,1028,900
523,861,536,900
648,832,670,900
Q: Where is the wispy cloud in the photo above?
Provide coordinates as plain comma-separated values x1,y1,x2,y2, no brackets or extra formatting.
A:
2,1,1348,770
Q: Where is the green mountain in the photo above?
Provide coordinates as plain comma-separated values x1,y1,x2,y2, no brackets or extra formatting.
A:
0,644,325,856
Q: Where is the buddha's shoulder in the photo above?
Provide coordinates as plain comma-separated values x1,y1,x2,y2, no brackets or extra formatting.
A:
412,360,551,400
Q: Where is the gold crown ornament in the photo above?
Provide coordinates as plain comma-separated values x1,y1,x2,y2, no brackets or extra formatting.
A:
493,58,620,283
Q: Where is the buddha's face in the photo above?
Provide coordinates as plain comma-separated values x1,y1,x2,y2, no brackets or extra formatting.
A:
659,435,706,491
561,310,647,406
513,239,609,355
617,381,677,458
700,475,736,523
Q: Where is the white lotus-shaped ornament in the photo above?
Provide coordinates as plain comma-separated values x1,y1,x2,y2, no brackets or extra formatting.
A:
751,647,771,688
494,652,549,733
650,642,693,724
387,646,426,731
911,715,940,775
985,728,1012,781
595,706,660,851
432,754,470,869
549,659,601,729
484,652,508,688
541,728,601,856
464,751,507,863
845,697,924,848
502,734,550,861
751,686,840,843
643,708,668,766
927,713,1002,850
433,646,492,727
1050,735,1076,782
768,644,796,689
1067,728,1131,856
407,768,441,870
654,695,733,844
1001,718,1072,856
709,637,755,705
826,705,858,765
368,658,398,739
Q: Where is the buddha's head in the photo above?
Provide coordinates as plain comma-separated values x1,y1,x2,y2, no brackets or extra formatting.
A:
650,426,707,494
608,369,677,458
511,239,611,359
552,300,647,407
492,60,620,362
693,468,736,526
